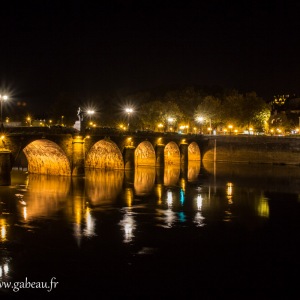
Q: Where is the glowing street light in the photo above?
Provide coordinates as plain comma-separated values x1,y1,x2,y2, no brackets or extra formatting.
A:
196,116,204,134
87,110,95,121
157,123,164,132
167,117,175,132
0,95,8,130
125,108,133,130
26,116,31,126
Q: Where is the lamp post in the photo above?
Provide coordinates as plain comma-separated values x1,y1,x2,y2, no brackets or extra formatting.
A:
125,108,133,131
0,95,8,130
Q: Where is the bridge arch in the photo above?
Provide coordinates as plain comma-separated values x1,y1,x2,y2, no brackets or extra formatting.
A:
23,139,71,175
188,142,201,161
135,141,156,167
164,141,180,165
85,139,124,169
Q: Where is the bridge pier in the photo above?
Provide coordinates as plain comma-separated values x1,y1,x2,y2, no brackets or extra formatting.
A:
123,146,135,169
180,143,189,166
0,150,12,186
155,144,165,167
179,143,189,177
72,136,85,176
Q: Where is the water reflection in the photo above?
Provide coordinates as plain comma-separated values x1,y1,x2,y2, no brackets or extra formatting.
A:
256,194,270,218
0,163,299,298
0,218,7,241
119,207,136,243
5,163,296,230
134,167,155,196
202,161,300,193
156,208,177,228
164,165,180,186
0,262,9,279
85,169,124,206
187,161,201,182
17,174,71,221
156,188,183,228
70,194,97,246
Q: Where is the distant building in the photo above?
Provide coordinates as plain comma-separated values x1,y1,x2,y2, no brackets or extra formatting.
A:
271,95,300,131
271,94,300,114
4,122,22,127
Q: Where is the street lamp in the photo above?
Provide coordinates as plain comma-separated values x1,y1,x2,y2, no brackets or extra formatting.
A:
87,110,95,121
26,117,31,127
196,116,204,134
167,117,174,132
125,108,133,131
0,95,8,129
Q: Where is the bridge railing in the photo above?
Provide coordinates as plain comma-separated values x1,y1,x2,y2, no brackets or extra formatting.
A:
3,126,79,135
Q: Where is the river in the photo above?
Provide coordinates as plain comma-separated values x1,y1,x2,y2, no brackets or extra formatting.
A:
0,162,300,299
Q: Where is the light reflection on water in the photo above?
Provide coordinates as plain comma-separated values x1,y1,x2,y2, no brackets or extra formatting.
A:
0,163,299,297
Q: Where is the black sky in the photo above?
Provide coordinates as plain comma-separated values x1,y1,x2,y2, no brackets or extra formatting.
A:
1,0,300,113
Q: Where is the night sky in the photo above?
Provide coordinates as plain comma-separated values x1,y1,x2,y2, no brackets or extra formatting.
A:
1,0,300,115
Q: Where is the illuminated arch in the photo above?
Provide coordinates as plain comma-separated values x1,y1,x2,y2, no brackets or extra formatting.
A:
188,142,201,161
164,141,180,165
85,139,124,169
135,141,156,167
23,139,71,175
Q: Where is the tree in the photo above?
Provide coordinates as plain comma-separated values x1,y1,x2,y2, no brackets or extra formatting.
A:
138,100,184,131
194,96,222,130
241,92,270,130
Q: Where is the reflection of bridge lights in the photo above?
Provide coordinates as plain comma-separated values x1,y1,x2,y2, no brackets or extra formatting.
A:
3,264,8,274
125,224,132,235
125,188,133,206
180,189,185,206
120,209,136,243
194,212,205,227
23,207,27,221
196,194,203,210
1,226,6,240
167,190,173,207
227,182,233,196
165,209,176,228
73,223,82,247
226,182,233,204
257,196,270,218
178,211,186,222
83,208,96,237
194,193,205,226
155,184,163,205
180,178,186,193
0,263,9,279
0,219,7,241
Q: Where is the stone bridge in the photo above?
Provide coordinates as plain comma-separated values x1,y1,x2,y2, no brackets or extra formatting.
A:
1,126,299,185
0,127,211,185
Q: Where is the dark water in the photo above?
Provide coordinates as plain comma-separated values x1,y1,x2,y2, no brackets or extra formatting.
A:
0,162,300,299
